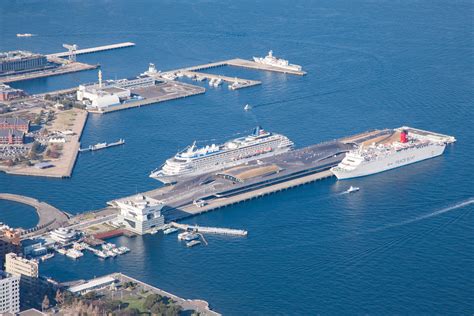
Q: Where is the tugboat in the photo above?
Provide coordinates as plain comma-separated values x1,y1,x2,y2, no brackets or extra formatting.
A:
347,186,360,193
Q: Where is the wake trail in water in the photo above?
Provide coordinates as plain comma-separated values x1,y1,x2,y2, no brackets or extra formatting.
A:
369,197,474,233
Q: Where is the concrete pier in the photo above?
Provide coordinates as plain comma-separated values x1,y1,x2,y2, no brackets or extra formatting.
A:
179,70,261,89
47,42,136,58
0,193,69,236
87,81,205,114
169,58,306,76
171,222,248,236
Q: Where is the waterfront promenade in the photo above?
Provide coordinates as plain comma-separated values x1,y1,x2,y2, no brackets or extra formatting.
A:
0,193,69,235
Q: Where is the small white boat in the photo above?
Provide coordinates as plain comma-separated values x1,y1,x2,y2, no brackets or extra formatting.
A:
95,250,109,259
347,186,360,193
214,78,223,86
17,33,34,37
163,227,178,235
184,233,200,242
178,231,190,240
41,253,55,261
66,249,83,259
186,240,201,247
244,104,252,111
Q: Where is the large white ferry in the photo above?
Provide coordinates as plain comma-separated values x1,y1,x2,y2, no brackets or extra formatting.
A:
150,127,294,184
331,128,455,180
253,50,302,72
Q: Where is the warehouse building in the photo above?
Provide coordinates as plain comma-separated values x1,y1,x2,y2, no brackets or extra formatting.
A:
0,117,30,132
0,129,24,145
0,84,26,101
0,51,48,74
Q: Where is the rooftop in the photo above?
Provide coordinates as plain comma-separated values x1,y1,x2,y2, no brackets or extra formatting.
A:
0,50,44,62
0,117,29,126
68,275,116,294
0,129,24,137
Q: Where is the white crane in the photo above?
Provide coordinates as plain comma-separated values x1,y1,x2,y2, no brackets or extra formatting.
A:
62,44,78,63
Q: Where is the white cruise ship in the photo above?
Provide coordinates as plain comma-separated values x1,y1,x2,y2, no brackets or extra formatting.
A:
150,127,294,184
331,129,452,180
253,50,302,72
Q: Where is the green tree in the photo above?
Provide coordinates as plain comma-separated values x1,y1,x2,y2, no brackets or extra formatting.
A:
118,307,140,316
28,142,40,160
144,293,162,310
82,291,98,301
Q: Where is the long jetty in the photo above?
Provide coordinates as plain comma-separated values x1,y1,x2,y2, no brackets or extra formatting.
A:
47,42,136,58
169,58,307,76
0,193,69,237
171,222,248,236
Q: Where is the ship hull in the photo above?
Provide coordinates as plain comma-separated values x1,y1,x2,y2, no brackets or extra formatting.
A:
331,143,446,180
150,146,291,184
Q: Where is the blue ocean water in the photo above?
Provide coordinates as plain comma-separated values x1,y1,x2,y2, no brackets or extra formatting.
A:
0,200,38,229
1,0,473,314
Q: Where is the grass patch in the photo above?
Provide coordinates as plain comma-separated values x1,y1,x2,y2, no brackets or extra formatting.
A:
122,296,146,312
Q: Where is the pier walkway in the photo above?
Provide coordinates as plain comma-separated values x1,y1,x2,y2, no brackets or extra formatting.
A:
47,42,135,58
170,58,306,76
0,193,69,236
181,70,261,89
170,222,248,236
164,169,334,221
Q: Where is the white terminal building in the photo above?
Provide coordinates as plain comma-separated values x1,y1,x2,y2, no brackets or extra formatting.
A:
77,71,155,110
50,227,78,244
115,195,165,235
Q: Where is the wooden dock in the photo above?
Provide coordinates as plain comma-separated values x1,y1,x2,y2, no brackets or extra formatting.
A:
47,42,135,58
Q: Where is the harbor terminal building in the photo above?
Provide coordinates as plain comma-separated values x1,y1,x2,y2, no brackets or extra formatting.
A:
115,195,165,235
77,73,155,110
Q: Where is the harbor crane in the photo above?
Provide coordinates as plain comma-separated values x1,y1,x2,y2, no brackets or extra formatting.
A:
62,44,78,63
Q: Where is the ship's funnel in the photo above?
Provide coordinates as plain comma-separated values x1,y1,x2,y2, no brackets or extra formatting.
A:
253,126,262,136
400,130,408,143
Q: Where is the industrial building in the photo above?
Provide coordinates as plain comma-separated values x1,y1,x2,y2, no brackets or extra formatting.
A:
77,71,155,110
115,195,165,235
77,85,129,109
0,84,26,101
0,272,20,314
0,51,49,75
